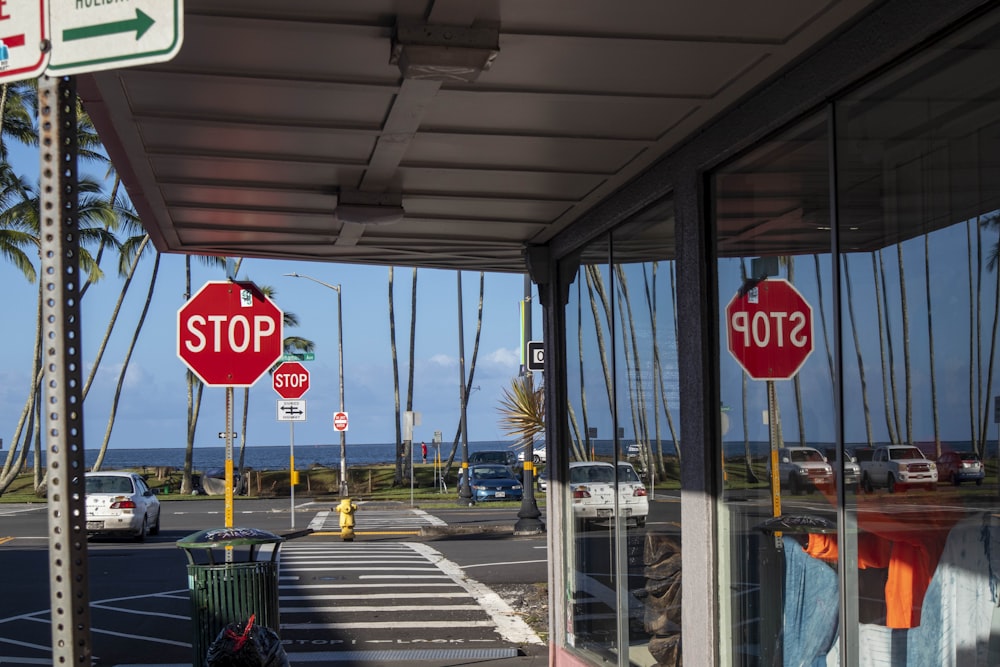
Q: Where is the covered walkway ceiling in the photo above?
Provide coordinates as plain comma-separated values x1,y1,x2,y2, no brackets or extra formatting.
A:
80,0,875,273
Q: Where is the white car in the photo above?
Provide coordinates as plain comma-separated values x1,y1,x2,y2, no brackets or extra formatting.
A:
569,461,648,527
85,471,161,541
517,443,547,465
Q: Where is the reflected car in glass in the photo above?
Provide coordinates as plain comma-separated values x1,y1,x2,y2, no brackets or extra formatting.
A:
85,471,161,541
936,450,984,486
517,442,547,464
462,464,523,502
536,467,548,493
824,447,862,494
767,447,834,495
569,461,649,527
469,450,519,468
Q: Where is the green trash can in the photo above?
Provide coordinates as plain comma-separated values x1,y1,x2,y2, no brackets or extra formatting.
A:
177,527,284,665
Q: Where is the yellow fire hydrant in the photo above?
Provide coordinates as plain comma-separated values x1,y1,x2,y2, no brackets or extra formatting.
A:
335,497,358,541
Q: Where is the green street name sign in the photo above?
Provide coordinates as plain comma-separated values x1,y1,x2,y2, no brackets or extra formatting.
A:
48,1,183,76
282,352,316,362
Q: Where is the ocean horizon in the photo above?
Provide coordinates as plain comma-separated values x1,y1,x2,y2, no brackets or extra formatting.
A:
14,438,993,472
30,440,527,472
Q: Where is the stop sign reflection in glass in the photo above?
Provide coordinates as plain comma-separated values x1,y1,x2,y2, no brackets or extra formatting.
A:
725,278,814,381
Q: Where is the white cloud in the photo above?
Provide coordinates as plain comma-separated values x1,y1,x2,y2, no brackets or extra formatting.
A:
428,353,453,367
484,347,519,369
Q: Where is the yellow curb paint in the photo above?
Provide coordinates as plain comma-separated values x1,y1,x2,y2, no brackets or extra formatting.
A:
309,531,420,536
0,537,15,545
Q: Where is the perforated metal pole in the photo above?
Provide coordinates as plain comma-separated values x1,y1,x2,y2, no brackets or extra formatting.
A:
40,75,93,665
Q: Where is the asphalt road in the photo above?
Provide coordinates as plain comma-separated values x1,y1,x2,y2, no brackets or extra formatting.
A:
0,498,553,666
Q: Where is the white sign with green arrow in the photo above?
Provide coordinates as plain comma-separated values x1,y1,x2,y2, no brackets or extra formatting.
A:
48,1,183,76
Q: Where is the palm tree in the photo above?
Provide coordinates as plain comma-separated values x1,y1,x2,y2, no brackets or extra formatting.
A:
924,234,941,457
404,268,418,480
236,283,314,487
896,243,913,445
873,251,899,444
497,374,545,452
442,272,485,477
92,249,161,471
843,255,874,445
0,174,119,494
389,267,403,485
180,255,227,494
0,81,38,161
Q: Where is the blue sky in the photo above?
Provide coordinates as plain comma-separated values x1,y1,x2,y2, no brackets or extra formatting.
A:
0,143,539,453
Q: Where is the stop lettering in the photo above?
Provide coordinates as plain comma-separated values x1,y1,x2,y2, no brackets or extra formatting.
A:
725,279,813,381
183,314,277,353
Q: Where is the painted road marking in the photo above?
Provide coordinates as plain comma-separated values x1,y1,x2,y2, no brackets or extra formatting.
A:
279,540,543,650
307,506,445,533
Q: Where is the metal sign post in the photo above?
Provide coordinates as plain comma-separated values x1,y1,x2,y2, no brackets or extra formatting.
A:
277,399,308,528
225,388,234,562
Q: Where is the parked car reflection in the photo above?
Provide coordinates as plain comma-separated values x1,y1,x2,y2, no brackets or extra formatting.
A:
935,450,984,486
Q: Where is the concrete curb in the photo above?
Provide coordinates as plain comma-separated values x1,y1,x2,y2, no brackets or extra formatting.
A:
420,523,514,537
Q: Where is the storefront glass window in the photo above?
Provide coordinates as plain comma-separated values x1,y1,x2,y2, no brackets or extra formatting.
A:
833,12,1000,664
714,10,1000,665
713,113,837,666
564,198,681,665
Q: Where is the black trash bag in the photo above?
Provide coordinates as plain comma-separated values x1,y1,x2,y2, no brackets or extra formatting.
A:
204,614,289,667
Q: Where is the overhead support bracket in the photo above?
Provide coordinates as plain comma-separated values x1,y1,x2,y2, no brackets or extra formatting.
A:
390,22,500,82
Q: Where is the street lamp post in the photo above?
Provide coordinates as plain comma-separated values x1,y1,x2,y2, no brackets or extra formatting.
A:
285,273,349,497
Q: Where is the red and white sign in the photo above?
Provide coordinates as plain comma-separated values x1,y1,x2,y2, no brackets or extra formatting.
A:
272,362,310,399
0,1,50,84
333,412,349,432
177,281,284,387
725,279,813,381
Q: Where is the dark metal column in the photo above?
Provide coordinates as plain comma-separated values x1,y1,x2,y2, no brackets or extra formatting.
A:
515,272,544,535
40,75,92,664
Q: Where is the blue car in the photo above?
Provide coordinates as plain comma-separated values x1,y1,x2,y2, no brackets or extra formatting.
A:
463,464,523,502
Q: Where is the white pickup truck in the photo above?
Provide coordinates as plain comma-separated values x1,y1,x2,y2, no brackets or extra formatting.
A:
860,445,937,493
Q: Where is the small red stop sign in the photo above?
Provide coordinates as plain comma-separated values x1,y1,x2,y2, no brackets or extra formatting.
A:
273,362,310,399
725,279,813,381
177,281,284,387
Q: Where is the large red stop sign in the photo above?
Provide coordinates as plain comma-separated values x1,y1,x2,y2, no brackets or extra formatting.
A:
177,281,284,387
725,279,813,380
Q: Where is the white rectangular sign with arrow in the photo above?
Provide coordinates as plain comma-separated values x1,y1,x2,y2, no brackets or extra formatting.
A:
48,0,183,76
277,400,307,422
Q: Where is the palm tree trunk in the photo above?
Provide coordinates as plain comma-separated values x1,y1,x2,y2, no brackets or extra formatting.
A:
873,251,899,444
577,278,592,462
924,236,941,457
181,257,199,494
788,259,807,446
896,244,912,445
82,235,150,400
0,286,42,484
843,256,874,445
976,216,984,452
443,273,485,478
614,266,646,457
585,266,615,419
389,268,403,485
978,245,1000,454
967,219,979,454
404,268,418,480
93,254,160,470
